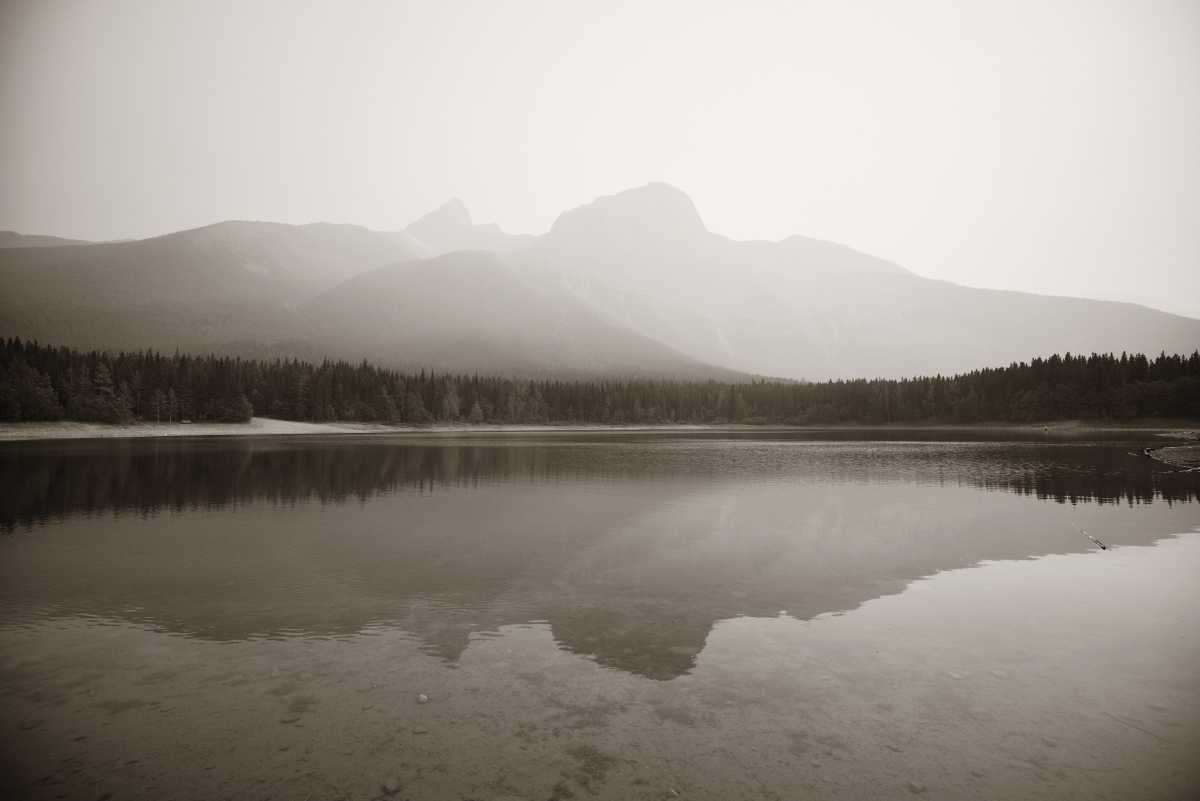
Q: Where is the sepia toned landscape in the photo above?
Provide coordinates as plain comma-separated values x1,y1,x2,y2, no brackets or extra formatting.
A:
2,3,1198,800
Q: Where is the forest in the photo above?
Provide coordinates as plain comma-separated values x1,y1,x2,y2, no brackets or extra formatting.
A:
1,337,1198,426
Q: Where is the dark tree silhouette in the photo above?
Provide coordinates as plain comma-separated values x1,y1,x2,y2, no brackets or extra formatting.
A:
1,337,1197,426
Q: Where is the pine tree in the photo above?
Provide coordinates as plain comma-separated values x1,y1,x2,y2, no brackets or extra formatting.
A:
151,388,166,422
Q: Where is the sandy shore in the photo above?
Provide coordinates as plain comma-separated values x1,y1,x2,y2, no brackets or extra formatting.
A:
1,417,1196,442
0,417,393,441
0,419,731,442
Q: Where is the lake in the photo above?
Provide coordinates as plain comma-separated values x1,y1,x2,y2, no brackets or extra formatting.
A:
0,430,1197,800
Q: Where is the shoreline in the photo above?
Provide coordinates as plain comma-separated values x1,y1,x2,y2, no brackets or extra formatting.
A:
1147,443,1200,471
1,416,1196,443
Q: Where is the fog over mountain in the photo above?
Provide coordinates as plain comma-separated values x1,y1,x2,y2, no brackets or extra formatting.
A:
375,198,537,259
2,183,1197,380
0,221,415,360
509,184,1200,380
304,250,731,378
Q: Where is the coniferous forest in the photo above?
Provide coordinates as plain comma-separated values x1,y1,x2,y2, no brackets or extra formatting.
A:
1,337,1197,426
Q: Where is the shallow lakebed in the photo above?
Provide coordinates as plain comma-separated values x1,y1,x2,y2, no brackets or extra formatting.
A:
1,430,1197,800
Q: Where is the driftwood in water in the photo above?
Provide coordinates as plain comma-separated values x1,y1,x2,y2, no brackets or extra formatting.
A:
1073,523,1108,550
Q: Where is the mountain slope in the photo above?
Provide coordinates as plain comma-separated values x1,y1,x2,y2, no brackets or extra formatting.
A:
3,185,1197,381
375,198,537,258
0,221,415,355
511,183,1200,380
302,250,737,378
0,231,94,248
778,234,911,276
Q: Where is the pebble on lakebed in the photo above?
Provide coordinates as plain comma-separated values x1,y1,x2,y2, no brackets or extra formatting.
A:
417,694,428,703
383,776,401,795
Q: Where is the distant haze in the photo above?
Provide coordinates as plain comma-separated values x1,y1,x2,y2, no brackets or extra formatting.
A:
4,183,1197,381
1,1,1198,313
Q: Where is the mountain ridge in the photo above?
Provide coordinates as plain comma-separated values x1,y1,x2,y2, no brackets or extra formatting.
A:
301,250,746,379
0,220,417,360
507,183,1200,380
0,230,95,248
375,198,537,258
2,184,1197,381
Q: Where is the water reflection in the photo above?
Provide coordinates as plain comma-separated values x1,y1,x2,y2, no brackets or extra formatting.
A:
3,432,1196,530
0,433,1195,681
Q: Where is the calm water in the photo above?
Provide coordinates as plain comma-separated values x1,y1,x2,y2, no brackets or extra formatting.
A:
0,430,1197,800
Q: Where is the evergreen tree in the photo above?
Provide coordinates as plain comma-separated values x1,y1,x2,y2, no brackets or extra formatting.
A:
405,392,433,423
441,384,462,421
150,388,165,422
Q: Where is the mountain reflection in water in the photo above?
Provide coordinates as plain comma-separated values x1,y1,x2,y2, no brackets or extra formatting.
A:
1,431,1195,680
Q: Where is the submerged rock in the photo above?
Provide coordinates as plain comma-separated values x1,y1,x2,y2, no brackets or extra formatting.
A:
383,776,402,795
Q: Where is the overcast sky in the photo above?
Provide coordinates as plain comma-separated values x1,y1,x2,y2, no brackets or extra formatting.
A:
1,0,1197,313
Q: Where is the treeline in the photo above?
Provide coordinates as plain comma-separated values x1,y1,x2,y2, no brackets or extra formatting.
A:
1,337,1198,425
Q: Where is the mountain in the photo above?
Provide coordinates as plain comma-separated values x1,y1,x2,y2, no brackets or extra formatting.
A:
510,183,1200,380
375,198,537,258
0,221,415,356
778,234,911,276
0,230,94,248
3,186,1197,381
302,250,737,378
1081,291,1200,321
0,217,730,377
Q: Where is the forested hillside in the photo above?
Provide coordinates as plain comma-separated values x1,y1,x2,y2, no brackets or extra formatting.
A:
1,337,1197,425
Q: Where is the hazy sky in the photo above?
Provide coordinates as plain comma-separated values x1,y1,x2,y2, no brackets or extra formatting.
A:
2,0,1197,312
